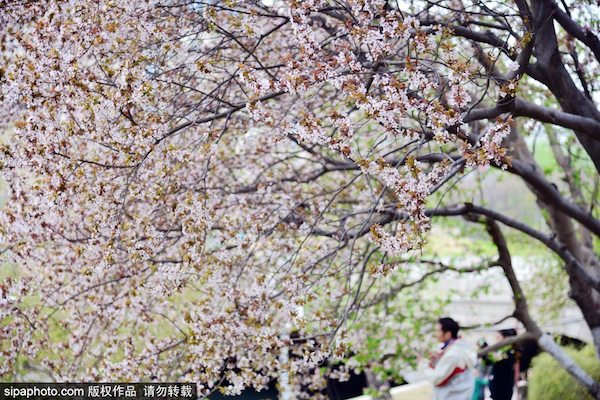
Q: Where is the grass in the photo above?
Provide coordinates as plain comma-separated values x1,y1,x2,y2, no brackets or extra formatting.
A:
528,345,600,400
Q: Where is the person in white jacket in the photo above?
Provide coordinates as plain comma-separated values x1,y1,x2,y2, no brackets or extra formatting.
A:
426,317,477,400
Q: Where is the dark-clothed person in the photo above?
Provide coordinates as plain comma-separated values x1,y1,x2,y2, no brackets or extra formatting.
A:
486,329,518,400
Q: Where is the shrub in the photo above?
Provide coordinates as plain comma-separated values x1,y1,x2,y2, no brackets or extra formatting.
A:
528,345,600,400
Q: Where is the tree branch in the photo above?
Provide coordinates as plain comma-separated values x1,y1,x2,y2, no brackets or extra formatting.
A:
548,0,600,63
478,332,535,357
463,98,600,142
432,203,600,293
507,159,600,237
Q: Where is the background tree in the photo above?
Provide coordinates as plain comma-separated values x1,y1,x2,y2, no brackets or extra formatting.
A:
1,0,599,398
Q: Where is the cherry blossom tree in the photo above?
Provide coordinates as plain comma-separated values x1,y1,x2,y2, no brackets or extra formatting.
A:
1,0,600,398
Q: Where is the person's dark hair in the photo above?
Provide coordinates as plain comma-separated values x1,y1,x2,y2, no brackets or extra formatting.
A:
438,317,460,339
499,328,517,338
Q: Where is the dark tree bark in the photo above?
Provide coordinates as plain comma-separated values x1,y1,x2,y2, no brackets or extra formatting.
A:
529,0,600,172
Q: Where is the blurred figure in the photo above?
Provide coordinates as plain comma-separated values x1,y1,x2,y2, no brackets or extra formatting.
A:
426,317,477,400
471,339,490,400
485,329,518,400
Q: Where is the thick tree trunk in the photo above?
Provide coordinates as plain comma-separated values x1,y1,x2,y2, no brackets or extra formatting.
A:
507,125,600,361
529,0,600,172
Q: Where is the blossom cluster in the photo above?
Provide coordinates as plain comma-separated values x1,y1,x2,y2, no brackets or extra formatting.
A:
0,0,516,392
